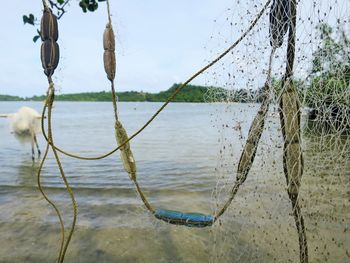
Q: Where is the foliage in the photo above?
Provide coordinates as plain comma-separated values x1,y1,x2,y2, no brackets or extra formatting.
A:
306,23,350,133
306,23,349,107
270,23,349,114
270,77,306,103
0,84,265,103
0,95,22,101
19,84,220,102
311,24,350,75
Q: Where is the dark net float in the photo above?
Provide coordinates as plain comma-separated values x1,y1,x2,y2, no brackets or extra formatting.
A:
269,0,290,48
40,40,59,78
40,7,58,41
40,8,59,77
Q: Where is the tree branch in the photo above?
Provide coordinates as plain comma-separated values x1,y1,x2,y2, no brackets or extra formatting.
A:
48,0,71,19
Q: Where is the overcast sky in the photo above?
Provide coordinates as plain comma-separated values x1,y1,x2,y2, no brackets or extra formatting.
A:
0,1,348,97
0,0,237,97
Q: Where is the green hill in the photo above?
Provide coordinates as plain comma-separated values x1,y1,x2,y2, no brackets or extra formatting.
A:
0,94,23,101
0,84,224,103
0,84,262,103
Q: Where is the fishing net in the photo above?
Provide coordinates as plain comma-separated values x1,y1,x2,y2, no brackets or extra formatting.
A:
25,0,349,262
202,0,349,262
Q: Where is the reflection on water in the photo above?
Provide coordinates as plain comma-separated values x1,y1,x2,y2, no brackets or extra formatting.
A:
17,160,38,187
0,102,348,262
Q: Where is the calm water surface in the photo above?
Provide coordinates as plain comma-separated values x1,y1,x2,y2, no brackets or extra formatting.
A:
0,102,348,262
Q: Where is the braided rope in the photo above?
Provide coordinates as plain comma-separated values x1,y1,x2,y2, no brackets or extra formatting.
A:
37,4,77,262
37,85,65,262
40,81,78,263
42,0,49,9
106,0,112,25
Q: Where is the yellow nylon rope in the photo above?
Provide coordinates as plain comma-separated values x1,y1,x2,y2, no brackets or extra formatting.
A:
37,84,65,262
37,2,78,261
39,81,78,263
47,86,77,263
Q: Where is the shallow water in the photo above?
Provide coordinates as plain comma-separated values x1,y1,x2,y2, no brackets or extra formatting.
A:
0,102,348,262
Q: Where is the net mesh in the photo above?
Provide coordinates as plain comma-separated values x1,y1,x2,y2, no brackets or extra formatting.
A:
201,0,349,262
19,1,348,262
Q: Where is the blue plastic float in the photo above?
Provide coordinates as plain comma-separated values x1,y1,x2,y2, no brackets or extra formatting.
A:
155,209,214,227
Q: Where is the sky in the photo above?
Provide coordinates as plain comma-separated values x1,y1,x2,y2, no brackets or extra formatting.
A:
0,1,348,97
0,0,234,97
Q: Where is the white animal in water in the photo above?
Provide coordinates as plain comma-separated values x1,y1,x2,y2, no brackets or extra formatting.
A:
0,106,42,161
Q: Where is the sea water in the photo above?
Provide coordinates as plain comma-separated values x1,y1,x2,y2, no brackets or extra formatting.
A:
0,102,348,262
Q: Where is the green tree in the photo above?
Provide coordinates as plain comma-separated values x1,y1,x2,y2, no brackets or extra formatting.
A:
306,23,350,132
307,23,349,107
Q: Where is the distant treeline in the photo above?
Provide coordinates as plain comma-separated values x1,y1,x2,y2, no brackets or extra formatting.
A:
0,84,265,103
0,94,23,101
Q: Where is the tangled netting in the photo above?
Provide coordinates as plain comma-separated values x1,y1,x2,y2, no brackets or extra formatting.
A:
203,0,349,262
35,0,349,262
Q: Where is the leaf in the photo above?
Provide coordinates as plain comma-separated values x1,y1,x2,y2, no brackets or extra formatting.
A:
79,1,88,12
23,14,35,26
33,35,40,43
88,2,98,12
